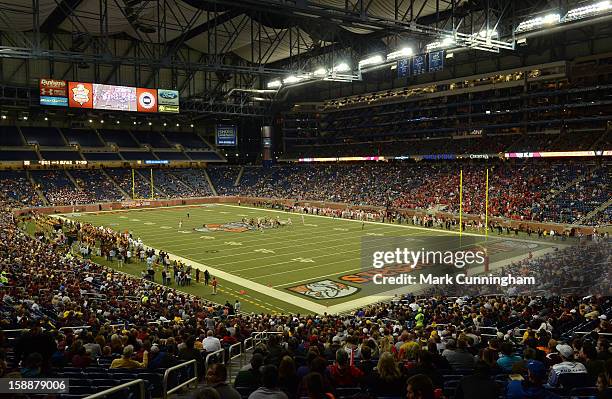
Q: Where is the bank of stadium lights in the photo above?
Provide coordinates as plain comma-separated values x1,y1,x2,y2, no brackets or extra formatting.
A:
386,47,413,61
267,80,282,89
426,37,455,52
477,29,498,38
333,62,351,72
563,0,612,22
515,13,560,33
268,62,354,88
358,55,384,68
313,67,327,76
283,75,303,84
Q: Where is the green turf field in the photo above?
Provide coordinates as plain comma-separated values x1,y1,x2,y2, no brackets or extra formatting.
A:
57,203,561,315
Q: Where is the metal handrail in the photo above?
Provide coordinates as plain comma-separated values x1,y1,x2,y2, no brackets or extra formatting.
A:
84,378,145,399
251,331,283,346
575,331,612,336
163,359,198,399
243,336,254,358
227,342,242,378
204,348,225,372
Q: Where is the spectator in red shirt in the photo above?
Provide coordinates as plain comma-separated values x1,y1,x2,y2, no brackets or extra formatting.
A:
326,349,363,388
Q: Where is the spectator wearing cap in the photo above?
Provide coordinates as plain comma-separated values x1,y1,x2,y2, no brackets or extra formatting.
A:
547,343,587,387
545,339,563,367
506,360,560,399
248,365,288,399
326,349,363,388
110,345,148,369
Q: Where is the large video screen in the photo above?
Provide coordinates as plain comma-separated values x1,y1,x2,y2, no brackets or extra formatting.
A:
41,79,179,114
93,84,137,112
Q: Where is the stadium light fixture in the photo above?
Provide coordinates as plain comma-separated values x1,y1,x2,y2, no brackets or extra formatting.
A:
426,36,455,51
23,116,28,120
133,121,137,125
386,47,413,61
515,13,560,32
148,121,152,126
267,80,282,89
563,0,612,21
116,120,120,124
44,117,48,121
190,124,194,128
333,62,351,72
163,122,167,127
88,119,93,123
176,123,180,127
1,115,5,119
100,120,104,124
358,55,384,69
283,75,306,84
313,67,327,76
477,29,498,38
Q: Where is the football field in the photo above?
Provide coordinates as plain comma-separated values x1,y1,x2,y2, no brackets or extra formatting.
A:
58,203,560,315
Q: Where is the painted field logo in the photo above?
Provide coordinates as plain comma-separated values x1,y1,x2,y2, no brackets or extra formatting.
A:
288,280,358,300
194,222,251,233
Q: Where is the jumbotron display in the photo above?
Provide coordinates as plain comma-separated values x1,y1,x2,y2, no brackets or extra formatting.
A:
39,78,179,113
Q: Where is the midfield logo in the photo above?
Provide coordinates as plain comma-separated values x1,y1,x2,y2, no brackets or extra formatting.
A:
288,279,359,300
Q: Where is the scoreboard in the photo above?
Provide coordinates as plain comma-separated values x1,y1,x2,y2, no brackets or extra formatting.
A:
40,79,179,114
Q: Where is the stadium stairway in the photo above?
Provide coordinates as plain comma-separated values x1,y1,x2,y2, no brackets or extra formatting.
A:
101,168,130,198
543,164,598,202
26,170,49,206
169,170,198,193
203,169,218,196
165,350,252,399
234,166,244,187
578,197,612,224
64,169,81,190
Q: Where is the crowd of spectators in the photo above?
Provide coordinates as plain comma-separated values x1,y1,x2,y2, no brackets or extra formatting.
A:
0,195,610,398
0,160,609,227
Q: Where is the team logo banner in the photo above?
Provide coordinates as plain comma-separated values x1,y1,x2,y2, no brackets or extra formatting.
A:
68,82,93,108
288,280,359,299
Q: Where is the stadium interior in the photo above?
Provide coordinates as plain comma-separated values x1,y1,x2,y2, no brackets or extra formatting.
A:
0,0,611,399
